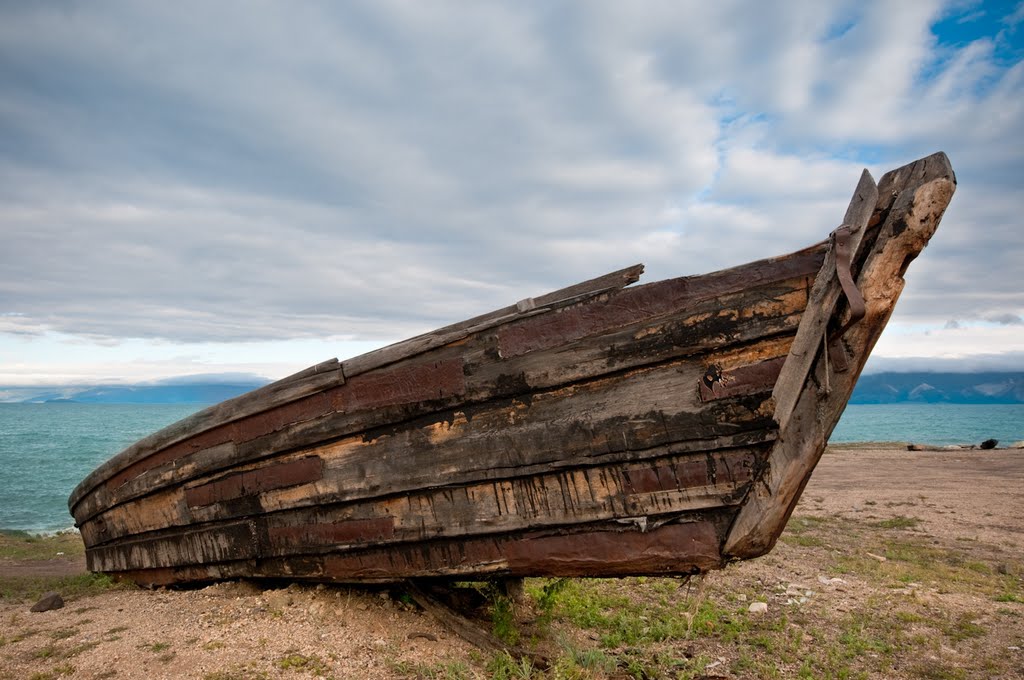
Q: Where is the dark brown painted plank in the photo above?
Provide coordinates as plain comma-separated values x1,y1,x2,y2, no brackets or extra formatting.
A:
341,264,646,378
184,456,324,508
497,245,825,359
99,518,728,585
699,356,787,402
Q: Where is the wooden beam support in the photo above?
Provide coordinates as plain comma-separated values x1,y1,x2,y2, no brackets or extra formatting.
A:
724,152,956,559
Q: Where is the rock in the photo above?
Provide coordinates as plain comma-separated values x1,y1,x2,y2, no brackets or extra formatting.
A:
817,576,847,586
747,601,768,615
907,444,926,451
30,592,64,612
980,438,998,450
736,593,748,602
866,552,887,562
407,631,438,642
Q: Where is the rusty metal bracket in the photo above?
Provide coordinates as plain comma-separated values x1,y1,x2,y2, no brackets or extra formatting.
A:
832,224,866,337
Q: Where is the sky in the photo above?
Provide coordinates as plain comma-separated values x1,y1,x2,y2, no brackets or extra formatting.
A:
1,0,1023,393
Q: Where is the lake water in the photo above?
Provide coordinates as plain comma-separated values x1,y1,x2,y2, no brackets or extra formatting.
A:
1,402,1021,533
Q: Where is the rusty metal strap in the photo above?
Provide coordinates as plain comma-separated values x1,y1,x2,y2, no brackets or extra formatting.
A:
833,224,865,336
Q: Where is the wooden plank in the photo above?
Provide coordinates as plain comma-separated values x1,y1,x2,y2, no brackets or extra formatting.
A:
771,169,878,431
81,428,774,548
95,518,728,584
698,356,786,402
497,245,825,359
724,152,956,559
184,456,324,508
341,264,645,378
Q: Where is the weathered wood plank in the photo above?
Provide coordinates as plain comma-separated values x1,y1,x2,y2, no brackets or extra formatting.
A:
92,518,728,582
84,444,762,559
72,358,468,522
341,264,645,378
81,427,774,548
699,356,787,402
724,152,956,558
184,456,324,508
497,245,825,359
771,169,878,431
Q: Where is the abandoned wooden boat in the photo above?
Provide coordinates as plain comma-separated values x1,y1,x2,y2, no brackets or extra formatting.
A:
69,152,955,586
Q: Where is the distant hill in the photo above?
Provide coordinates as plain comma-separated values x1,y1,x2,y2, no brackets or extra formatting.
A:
11,381,268,404
7,372,1023,405
851,372,1024,404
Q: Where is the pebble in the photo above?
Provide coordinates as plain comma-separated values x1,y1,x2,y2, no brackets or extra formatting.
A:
748,602,768,614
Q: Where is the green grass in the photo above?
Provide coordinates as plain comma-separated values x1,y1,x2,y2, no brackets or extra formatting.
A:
276,651,329,676
203,666,270,680
0,531,84,560
873,516,921,530
0,572,123,602
142,641,172,653
391,659,472,680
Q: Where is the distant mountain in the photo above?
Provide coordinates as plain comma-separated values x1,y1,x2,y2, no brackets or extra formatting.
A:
9,380,269,404
851,372,1024,404
7,372,1023,405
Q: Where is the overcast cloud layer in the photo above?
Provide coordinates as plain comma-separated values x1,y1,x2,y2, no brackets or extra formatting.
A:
2,1,1023,384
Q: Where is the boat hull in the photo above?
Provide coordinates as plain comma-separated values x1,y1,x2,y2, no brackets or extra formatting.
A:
69,153,956,586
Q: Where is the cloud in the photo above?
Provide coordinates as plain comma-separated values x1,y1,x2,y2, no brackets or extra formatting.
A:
989,313,1024,325
0,1,1021,379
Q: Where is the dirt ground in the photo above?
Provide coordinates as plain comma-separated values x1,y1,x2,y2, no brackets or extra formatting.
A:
2,444,1021,679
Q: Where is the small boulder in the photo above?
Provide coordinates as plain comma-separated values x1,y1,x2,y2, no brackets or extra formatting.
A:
747,601,768,615
30,591,64,613
980,439,998,450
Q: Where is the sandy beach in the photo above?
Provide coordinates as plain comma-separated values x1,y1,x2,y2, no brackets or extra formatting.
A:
2,443,1022,679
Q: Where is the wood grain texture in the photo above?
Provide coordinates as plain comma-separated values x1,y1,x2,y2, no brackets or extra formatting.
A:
771,169,878,430
724,152,956,558
99,518,728,585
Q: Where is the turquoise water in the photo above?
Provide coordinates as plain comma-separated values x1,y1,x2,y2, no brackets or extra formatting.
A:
0,403,204,533
1,402,1021,533
831,403,1023,446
